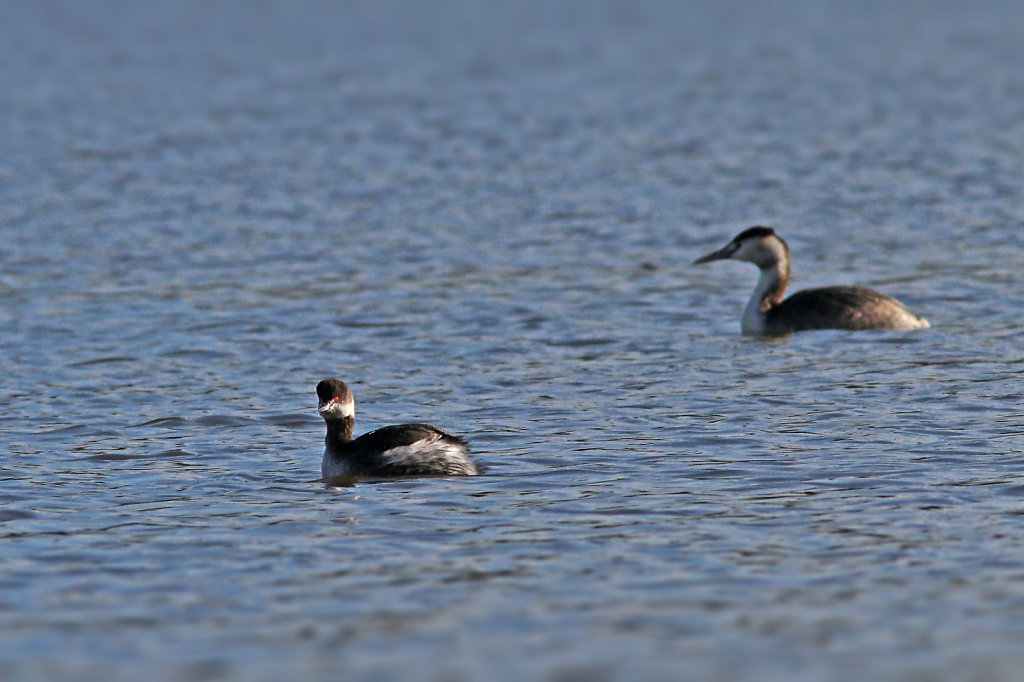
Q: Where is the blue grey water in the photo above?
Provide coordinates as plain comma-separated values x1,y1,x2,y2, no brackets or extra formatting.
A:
2,1,1024,680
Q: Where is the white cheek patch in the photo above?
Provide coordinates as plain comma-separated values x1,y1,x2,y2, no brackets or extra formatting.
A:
320,400,354,419
733,235,787,268
733,239,759,261
764,237,788,264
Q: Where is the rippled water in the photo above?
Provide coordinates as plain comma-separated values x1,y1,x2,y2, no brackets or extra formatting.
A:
3,1,1024,680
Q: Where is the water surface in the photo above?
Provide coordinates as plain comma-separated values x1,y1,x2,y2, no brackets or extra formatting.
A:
3,1,1024,680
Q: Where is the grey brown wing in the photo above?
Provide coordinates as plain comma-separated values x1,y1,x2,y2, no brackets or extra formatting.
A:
769,286,915,332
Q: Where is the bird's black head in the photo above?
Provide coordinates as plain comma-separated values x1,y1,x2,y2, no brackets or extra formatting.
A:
734,225,777,242
316,378,355,422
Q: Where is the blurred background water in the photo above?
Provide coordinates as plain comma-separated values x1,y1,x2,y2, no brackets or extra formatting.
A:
2,1,1024,680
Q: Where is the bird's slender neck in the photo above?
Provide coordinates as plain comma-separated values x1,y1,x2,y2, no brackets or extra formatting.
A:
741,243,790,334
325,417,355,445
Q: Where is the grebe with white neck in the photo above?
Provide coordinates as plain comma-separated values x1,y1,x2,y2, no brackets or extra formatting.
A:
694,227,930,336
316,378,477,479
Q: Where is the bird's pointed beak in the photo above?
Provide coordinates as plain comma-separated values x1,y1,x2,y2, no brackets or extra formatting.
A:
693,244,734,264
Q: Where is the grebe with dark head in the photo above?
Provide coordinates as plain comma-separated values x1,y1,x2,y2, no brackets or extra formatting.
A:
694,227,930,336
316,378,477,479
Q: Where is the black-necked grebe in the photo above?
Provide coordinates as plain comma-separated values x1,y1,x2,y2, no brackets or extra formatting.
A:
316,378,477,479
694,226,930,336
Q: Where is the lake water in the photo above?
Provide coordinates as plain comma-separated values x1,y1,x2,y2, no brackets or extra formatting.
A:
3,1,1024,680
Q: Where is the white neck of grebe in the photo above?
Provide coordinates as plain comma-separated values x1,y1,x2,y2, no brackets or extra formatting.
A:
741,258,789,335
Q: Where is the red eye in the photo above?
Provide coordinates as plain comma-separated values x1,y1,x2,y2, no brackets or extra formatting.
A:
332,397,340,402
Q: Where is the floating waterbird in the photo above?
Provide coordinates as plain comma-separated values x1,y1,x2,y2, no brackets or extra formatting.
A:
694,226,930,335
316,378,477,478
